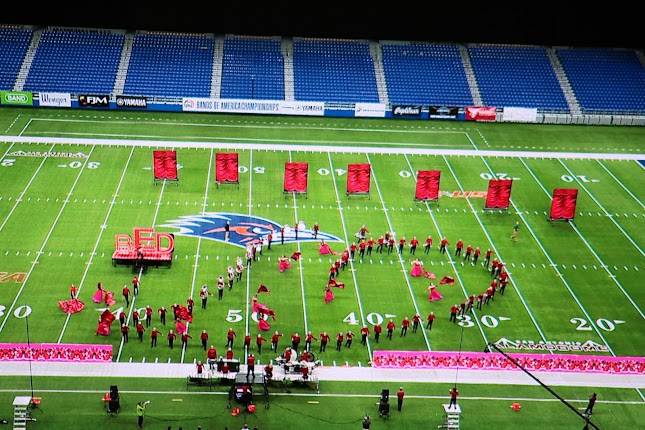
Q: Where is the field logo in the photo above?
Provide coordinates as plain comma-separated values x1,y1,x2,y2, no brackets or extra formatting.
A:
161,213,342,248
0,272,26,283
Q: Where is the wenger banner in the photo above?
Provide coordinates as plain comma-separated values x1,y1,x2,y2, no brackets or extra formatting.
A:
354,103,386,118
503,107,538,123
465,106,497,122
39,92,71,107
182,98,324,116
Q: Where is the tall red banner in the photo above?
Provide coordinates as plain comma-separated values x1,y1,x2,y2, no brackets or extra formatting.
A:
215,152,239,184
465,106,497,122
415,170,441,201
284,162,308,193
485,179,513,209
347,164,371,195
550,188,578,221
153,150,178,181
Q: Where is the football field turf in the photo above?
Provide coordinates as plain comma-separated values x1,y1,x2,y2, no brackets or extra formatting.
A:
0,107,643,428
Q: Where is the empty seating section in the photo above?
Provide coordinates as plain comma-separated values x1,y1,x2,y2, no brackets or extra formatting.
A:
24,29,123,94
124,33,213,97
557,49,645,113
382,43,472,106
221,37,284,99
468,46,568,111
293,39,378,103
0,27,32,90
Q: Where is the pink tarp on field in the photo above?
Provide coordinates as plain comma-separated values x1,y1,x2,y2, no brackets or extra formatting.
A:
0,343,113,362
372,350,645,374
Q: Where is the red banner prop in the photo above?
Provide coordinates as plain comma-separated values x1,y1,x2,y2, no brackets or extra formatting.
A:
153,150,178,181
0,343,113,362
550,188,578,221
415,170,441,201
284,162,308,193
347,164,371,195
485,179,513,209
215,152,239,184
465,106,497,122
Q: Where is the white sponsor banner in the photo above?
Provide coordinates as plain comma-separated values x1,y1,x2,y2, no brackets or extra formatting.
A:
38,92,71,108
354,103,386,118
182,98,325,116
503,107,538,123
278,101,325,116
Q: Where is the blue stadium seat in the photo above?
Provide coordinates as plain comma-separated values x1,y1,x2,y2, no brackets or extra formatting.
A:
557,49,645,114
382,43,473,106
24,28,123,94
293,39,379,103
0,27,32,90
468,46,568,111
220,37,284,100
124,33,213,98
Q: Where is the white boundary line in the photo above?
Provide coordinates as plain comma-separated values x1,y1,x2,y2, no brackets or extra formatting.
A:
519,158,644,320
288,150,309,335
559,159,644,257
2,135,644,160
366,153,432,351
0,145,96,334
57,146,136,343
16,118,32,137
3,113,21,134
327,152,373,360
0,141,16,161
244,149,253,363
596,160,645,210
403,154,490,345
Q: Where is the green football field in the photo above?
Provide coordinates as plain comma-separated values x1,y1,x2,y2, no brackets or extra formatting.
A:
0,107,643,429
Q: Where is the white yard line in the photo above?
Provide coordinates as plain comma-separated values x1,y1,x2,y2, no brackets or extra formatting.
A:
442,155,550,346
180,149,214,363
365,153,432,351
2,135,643,160
519,158,644,320
17,118,32,137
595,159,644,210
403,154,489,345
0,146,96,334
244,149,253,362
3,113,21,134
327,152,373,360
0,142,16,161
288,151,308,335
559,159,644,257
0,143,56,233
57,146,136,343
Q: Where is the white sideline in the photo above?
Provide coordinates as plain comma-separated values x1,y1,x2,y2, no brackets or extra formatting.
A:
0,361,643,389
1,135,644,160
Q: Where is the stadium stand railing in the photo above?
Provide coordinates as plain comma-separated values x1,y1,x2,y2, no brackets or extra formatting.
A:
545,48,581,115
282,37,295,101
112,32,134,95
0,26,34,91
458,45,483,106
556,48,645,114
210,35,225,98
369,41,389,105
23,27,124,94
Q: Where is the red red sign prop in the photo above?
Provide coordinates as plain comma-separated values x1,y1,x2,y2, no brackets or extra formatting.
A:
153,150,178,181
485,179,513,209
347,164,371,195
550,188,578,221
113,227,174,265
284,162,308,193
215,152,239,184
465,106,497,122
415,170,441,201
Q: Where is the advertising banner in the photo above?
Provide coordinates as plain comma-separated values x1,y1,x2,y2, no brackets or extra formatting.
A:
182,98,325,116
354,103,386,118
465,106,497,122
78,94,109,107
503,107,538,123
429,106,459,120
392,105,423,118
0,91,33,106
38,92,71,107
278,101,325,116
116,95,148,109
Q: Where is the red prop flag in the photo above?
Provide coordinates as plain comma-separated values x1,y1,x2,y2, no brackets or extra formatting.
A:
284,162,309,193
176,305,193,323
328,279,346,289
291,251,302,261
58,298,85,314
257,284,270,294
415,170,441,200
439,276,455,285
215,153,239,183
153,150,178,180
485,179,513,209
258,319,271,331
347,164,371,194
175,320,187,335
550,188,578,221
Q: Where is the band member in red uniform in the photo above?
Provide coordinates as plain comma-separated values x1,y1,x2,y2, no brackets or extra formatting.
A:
424,236,433,254
350,242,357,259
464,244,473,261
217,276,225,300
319,332,330,352
336,332,344,351
374,323,382,343
136,322,145,342
119,310,126,326
305,331,317,351
397,387,405,412
398,237,406,254
122,284,130,306
243,333,251,352
440,237,449,254
256,334,266,354
181,332,191,349
207,345,217,369
495,262,504,279
499,273,509,295
334,259,341,277
167,330,176,349
484,249,493,268
345,331,354,348
367,237,374,256
120,324,129,342
341,250,350,270
359,240,367,261
455,239,464,257
476,293,484,310
400,317,410,337
150,327,160,347
158,306,167,325
226,328,236,348
187,297,195,315
329,264,337,281
490,258,499,277
313,222,320,239
410,236,419,255
70,283,78,299
200,330,209,351
360,326,369,345
376,235,385,254
412,314,421,333
291,332,301,351
132,310,140,326
485,286,494,305
271,331,282,352
226,348,234,360
473,247,481,265
426,312,436,330
264,362,273,381
459,302,466,317
466,295,475,313
132,275,140,296
450,304,459,323
144,306,152,327
386,319,395,340
247,353,255,378
449,387,459,409
196,361,204,376
387,237,395,254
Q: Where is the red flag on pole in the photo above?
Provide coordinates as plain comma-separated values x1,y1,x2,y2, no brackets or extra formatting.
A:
550,188,578,221
415,170,441,201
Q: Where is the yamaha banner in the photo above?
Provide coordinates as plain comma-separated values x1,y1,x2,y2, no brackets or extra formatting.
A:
78,94,109,107
116,95,147,109
429,106,459,120
392,105,423,118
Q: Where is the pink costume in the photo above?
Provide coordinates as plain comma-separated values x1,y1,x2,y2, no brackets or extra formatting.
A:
278,257,291,272
92,289,103,304
319,242,334,255
324,288,334,304
428,285,443,302
410,261,424,277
